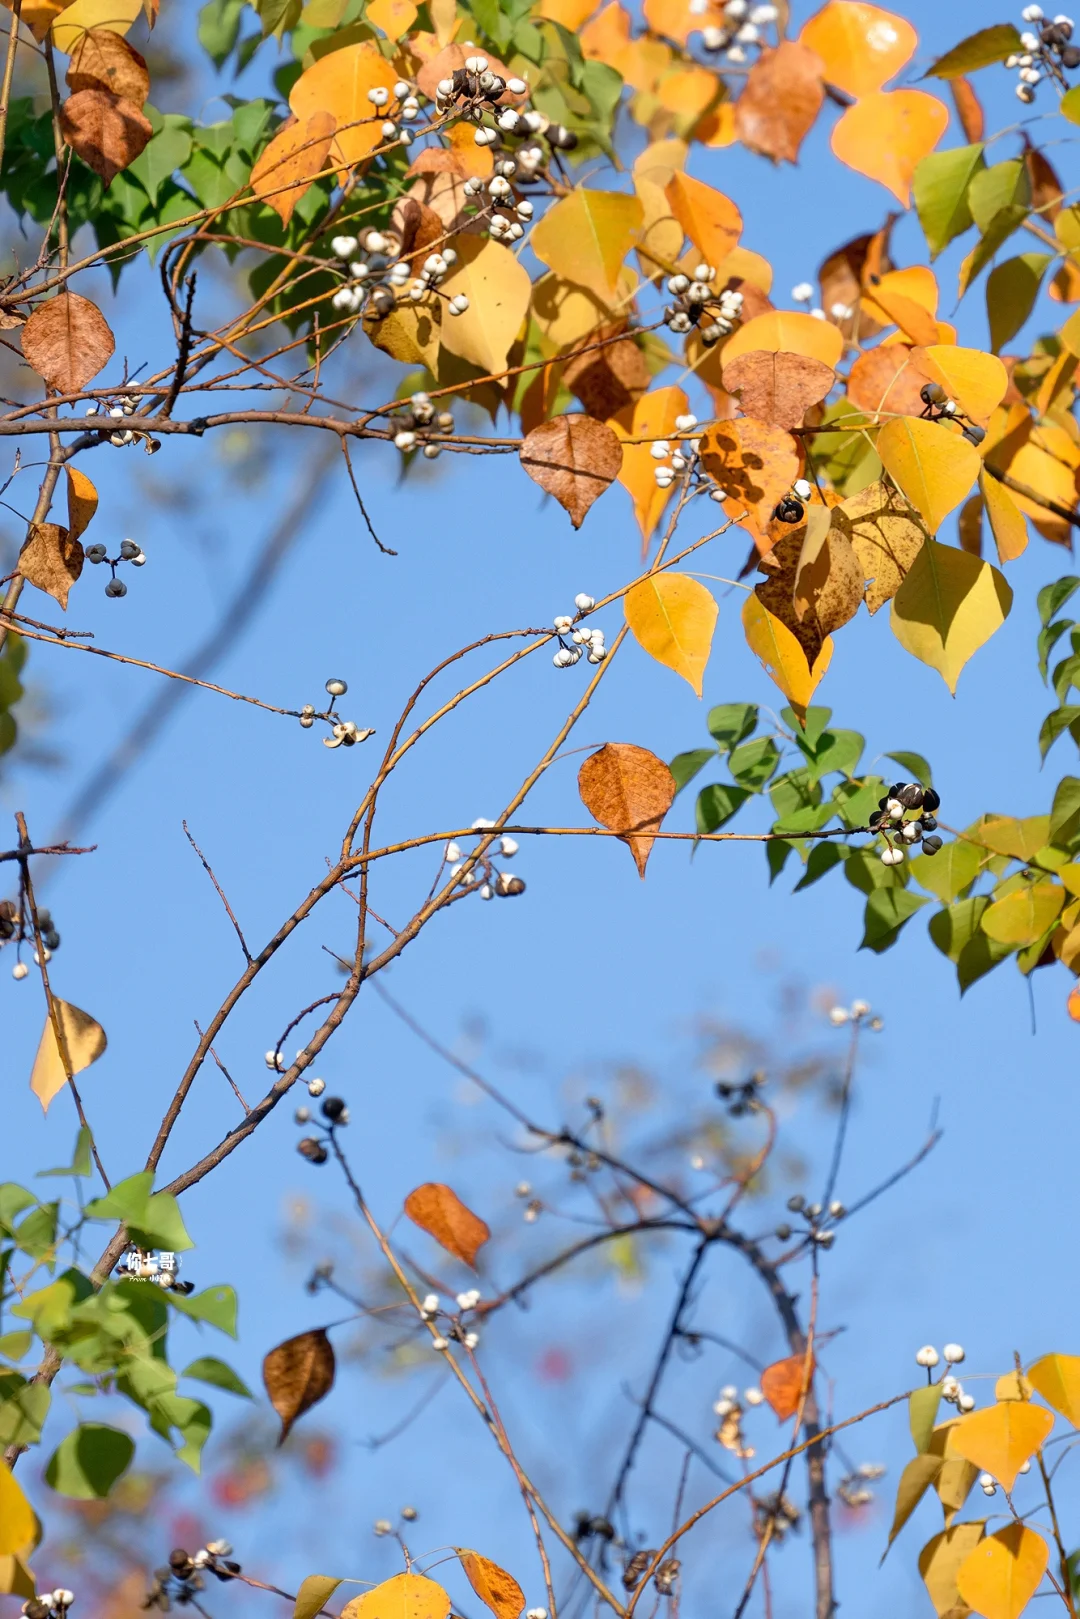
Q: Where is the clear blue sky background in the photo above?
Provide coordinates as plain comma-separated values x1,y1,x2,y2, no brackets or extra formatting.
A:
4,2,1080,1616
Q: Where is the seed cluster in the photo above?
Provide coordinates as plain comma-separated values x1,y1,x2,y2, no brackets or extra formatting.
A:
444,819,527,899
295,1086,351,1166
143,1541,240,1610
868,781,943,865
386,391,456,459
776,1191,844,1250
696,0,778,63
663,266,744,343
552,592,607,668
2,899,61,977
85,394,161,453
115,1244,195,1295
21,1592,75,1619
297,677,374,750
792,280,852,324
919,380,985,448
771,476,814,525
85,535,145,598
1011,6,1078,101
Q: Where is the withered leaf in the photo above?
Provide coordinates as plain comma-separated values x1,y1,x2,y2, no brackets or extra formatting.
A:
66,29,150,107
846,343,934,419
18,523,83,609
818,218,897,346
721,349,834,430
564,323,649,420
391,195,446,268
761,1352,815,1421
519,415,623,529
699,416,800,548
60,88,152,187
30,999,107,1114
404,1182,490,1267
578,742,676,878
363,298,441,371
734,41,825,165
22,292,115,395
457,1552,525,1619
834,479,929,612
262,1328,336,1444
791,506,864,636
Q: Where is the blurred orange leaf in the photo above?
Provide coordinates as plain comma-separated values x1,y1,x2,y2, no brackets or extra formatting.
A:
761,1352,815,1420
405,1183,490,1267
798,1,916,97
831,90,949,206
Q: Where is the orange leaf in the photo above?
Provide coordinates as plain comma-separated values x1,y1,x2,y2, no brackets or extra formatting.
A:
610,385,689,547
798,1,916,97
831,89,949,206
251,112,336,225
342,1575,451,1619
950,75,984,143
956,1524,1049,1619
722,309,843,369
1026,1354,1080,1428
457,1553,524,1619
578,742,676,878
761,1352,815,1420
734,41,824,164
365,0,418,36
65,465,98,540
404,1183,490,1267
1070,981,1080,1020
699,416,800,546
721,349,834,429
846,343,934,419
289,42,399,175
949,1400,1053,1493
664,171,742,271
741,593,833,724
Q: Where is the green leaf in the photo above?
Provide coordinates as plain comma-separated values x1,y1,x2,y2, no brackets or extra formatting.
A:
669,748,715,792
13,1203,58,1262
1053,650,1080,704
910,1383,943,1453
766,838,796,883
781,705,831,747
182,1356,252,1398
12,1270,94,1340
1039,575,1080,626
910,838,983,903
986,254,1051,353
924,23,1022,77
0,1186,37,1236
294,1578,343,1619
127,111,194,208
166,1284,238,1336
832,775,886,831
962,206,1030,291
696,782,752,832
929,896,1013,991
728,736,781,790
793,840,847,890
0,1382,50,1448
845,846,909,895
799,728,864,783
970,161,1030,234
0,1332,32,1362
85,1173,193,1253
38,1127,93,1180
45,1423,135,1499
913,144,984,258
1039,618,1074,682
860,887,929,953
1050,777,1080,851
706,702,758,752
198,0,247,67
883,1453,943,1555
1039,706,1080,761
884,751,933,789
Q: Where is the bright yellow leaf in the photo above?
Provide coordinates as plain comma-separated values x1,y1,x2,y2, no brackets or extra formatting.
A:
342,1575,451,1619
890,539,1012,694
624,573,718,695
831,89,949,206
741,593,833,724
956,1525,1049,1619
365,0,418,35
919,1523,986,1619
979,469,1028,564
531,190,645,302
981,883,1064,948
950,1400,1054,1492
876,417,980,533
51,0,141,49
1027,1354,1080,1427
531,273,625,348
722,309,843,369
0,1462,38,1557
29,999,108,1114
664,171,742,271
610,385,688,547
915,346,1009,423
289,42,399,175
798,1,916,97
439,236,531,377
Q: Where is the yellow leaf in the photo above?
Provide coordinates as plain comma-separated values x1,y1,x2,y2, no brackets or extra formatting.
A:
915,345,1008,423
250,112,336,226
722,309,844,369
1027,1353,1080,1427
29,999,107,1114
363,297,441,372
831,89,949,206
0,1462,39,1557
51,0,141,49
890,539,1012,693
531,190,644,302
664,172,742,272
610,385,688,546
919,1523,986,1618
996,1371,1034,1402
625,573,717,695
950,1400,1054,1492
288,42,399,175
741,593,833,724
342,1575,451,1619
980,883,1064,948
439,235,531,377
0,1556,36,1598
539,0,600,26
65,465,98,541
798,0,916,97
956,1525,1049,1619
365,0,418,35
979,469,1027,564
456,1553,524,1619
876,417,981,533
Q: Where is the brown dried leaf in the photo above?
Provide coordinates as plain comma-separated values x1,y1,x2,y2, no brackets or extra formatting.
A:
834,478,928,613
578,742,676,878
251,111,336,226
457,1552,525,1619
734,41,825,164
761,1352,815,1421
698,416,800,548
22,292,114,394
66,28,150,106
519,415,622,529
818,217,897,345
721,349,834,429
65,466,98,541
391,196,446,268
18,523,83,609
1026,141,1063,222
60,88,151,186
950,76,984,144
846,343,935,419
262,1328,335,1444
564,323,650,420
792,506,864,637
406,169,471,235
404,1183,490,1267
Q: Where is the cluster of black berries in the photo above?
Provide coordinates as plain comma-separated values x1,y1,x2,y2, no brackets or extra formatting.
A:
868,781,943,865
919,382,985,449
3,899,61,979
143,1544,240,1611
774,1191,843,1251
715,1069,765,1117
1011,8,1078,102
85,537,145,598
575,1511,617,1544
295,1092,349,1166
772,478,814,524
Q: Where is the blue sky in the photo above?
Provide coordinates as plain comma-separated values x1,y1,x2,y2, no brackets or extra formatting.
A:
4,2,1080,1615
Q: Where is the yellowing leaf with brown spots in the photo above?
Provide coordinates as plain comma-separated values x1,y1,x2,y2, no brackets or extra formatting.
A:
950,1400,1053,1492
438,236,531,377
890,539,1011,693
1027,1354,1080,1427
288,42,399,174
30,1000,107,1113
876,417,980,533
831,90,949,206
741,593,833,725
342,1575,451,1619
798,1,916,97
664,171,742,268
457,1553,524,1619
722,309,843,369
531,190,644,302
519,415,623,529
578,742,676,878
914,345,1008,423
18,522,83,609
405,1183,490,1267
625,573,718,695
956,1525,1049,1619
251,112,336,225
838,481,928,612
610,385,688,547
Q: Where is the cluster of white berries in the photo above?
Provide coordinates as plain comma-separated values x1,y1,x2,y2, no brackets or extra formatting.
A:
85,395,159,453
836,1461,887,1508
715,1383,764,1415
445,818,526,900
1010,7,1079,101
552,592,607,668
463,164,535,246
369,77,424,151
775,1191,844,1248
828,998,884,1032
436,55,574,156
265,1047,328,1103
22,1591,75,1619
387,392,456,458
664,265,743,343
421,1289,481,1350
295,676,374,749
915,1344,975,1411
2,899,60,976
651,413,719,498
792,280,853,322
329,223,466,319
697,0,777,62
